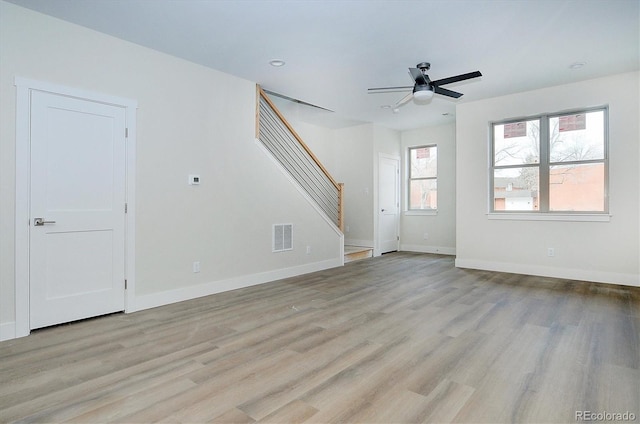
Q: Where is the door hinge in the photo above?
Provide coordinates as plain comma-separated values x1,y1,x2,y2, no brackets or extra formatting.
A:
125,128,129,138
125,279,128,290
125,203,128,213
397,236,400,241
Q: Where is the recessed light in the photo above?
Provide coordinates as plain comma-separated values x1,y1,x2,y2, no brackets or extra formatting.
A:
269,59,286,67
569,61,586,70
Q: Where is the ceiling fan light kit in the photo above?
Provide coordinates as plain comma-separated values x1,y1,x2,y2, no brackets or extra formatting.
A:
368,61,482,110
413,86,434,103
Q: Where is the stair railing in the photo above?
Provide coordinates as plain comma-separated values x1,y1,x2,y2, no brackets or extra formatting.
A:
256,86,344,232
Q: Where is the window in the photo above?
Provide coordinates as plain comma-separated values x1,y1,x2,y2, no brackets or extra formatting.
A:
491,107,607,213
408,145,437,210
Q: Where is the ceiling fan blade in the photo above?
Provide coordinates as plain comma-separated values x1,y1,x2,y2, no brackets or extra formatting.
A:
431,71,482,86
409,67,428,85
433,86,463,99
395,92,414,107
368,86,413,94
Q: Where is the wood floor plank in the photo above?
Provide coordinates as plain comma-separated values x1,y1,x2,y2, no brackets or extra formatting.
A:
1,343,213,422
1,252,638,423
211,407,257,424
237,341,382,420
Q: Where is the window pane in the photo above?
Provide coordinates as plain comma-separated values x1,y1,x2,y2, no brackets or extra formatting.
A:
494,119,540,166
410,146,437,178
549,110,604,163
409,179,437,210
493,167,539,211
549,163,604,211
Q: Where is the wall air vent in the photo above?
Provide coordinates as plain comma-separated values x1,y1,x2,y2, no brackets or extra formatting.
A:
273,224,293,252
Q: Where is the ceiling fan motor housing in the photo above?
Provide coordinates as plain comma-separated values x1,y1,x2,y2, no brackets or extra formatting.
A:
416,62,431,72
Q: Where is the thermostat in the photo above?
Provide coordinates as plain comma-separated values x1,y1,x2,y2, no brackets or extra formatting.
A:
188,174,200,185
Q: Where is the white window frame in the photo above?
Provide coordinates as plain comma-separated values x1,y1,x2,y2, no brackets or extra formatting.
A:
489,106,609,221
407,144,438,213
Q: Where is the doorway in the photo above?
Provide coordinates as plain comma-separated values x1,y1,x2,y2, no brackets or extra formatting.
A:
378,155,400,254
14,78,137,337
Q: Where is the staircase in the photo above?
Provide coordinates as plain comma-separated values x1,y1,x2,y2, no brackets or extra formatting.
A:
257,87,373,265
344,245,374,263
256,86,343,231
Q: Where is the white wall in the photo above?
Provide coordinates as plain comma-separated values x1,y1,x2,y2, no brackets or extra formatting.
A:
400,123,456,255
282,117,403,253
456,72,640,286
0,2,343,340
284,120,337,177
331,124,375,247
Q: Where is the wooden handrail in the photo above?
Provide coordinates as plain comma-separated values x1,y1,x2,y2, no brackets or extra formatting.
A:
338,183,344,232
256,86,341,191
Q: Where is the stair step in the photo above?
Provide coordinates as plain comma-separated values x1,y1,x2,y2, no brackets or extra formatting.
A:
344,245,373,263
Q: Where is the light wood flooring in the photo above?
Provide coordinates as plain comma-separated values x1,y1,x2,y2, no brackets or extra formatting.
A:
1,253,638,423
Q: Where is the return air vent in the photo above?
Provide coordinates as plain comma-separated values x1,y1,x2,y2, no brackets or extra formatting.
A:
273,224,293,252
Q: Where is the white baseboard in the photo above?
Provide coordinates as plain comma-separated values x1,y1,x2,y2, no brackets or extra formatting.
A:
0,321,16,342
129,258,343,313
344,239,373,248
455,258,640,287
401,244,456,256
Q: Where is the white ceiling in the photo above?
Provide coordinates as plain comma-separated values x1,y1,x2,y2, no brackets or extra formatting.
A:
8,0,640,131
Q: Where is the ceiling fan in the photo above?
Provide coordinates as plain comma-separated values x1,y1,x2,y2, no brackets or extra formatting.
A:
368,62,482,109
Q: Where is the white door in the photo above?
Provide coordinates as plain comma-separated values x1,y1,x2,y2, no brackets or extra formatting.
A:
378,156,400,254
29,90,126,329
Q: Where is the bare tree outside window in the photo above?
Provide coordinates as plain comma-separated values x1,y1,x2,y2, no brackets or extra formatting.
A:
491,108,607,213
548,110,605,211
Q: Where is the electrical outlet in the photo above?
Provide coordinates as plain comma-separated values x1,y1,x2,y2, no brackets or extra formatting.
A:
423,232,429,240
193,261,200,273
306,245,311,255
547,248,555,257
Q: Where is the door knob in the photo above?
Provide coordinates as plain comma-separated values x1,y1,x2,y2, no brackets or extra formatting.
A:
34,217,56,226
381,209,386,212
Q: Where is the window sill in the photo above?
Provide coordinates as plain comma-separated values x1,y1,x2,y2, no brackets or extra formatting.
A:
487,213,611,222
404,210,438,216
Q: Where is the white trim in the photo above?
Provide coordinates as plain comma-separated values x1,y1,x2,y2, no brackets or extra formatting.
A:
14,77,137,108
15,82,30,338
129,258,343,312
404,210,438,216
487,213,611,222
13,77,137,340
124,101,137,315
455,258,639,287
0,322,16,342
400,244,456,256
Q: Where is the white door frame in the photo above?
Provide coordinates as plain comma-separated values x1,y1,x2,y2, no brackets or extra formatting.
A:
14,77,137,338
